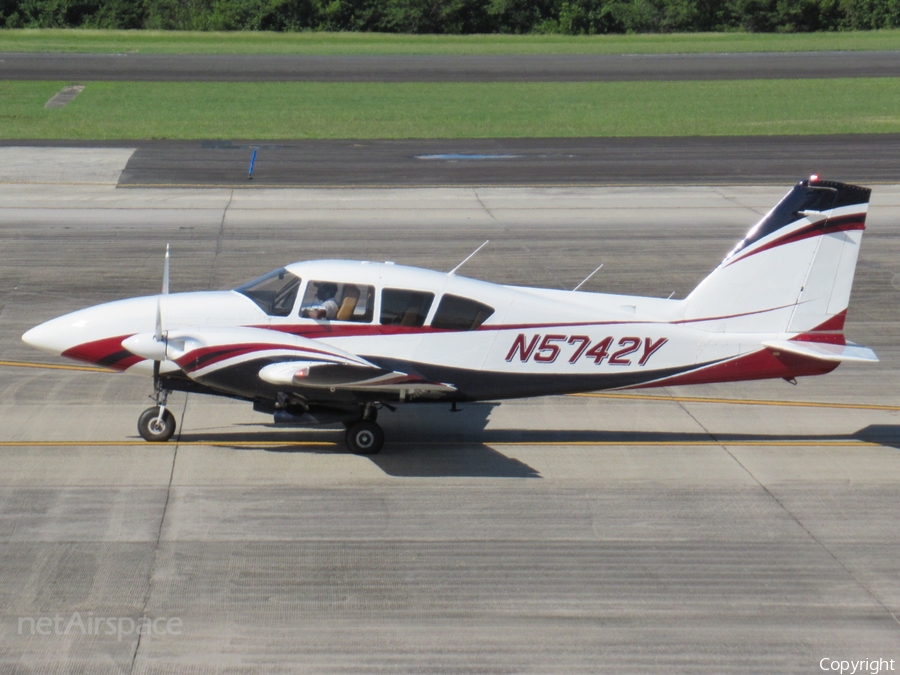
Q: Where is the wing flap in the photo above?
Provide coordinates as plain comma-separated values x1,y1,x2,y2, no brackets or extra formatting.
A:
763,340,879,363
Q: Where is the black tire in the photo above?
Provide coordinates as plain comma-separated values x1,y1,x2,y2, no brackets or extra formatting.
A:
345,420,384,455
138,407,176,442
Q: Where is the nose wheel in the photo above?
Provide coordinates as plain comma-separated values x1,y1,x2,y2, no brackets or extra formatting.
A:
138,388,176,442
345,420,384,455
138,407,176,442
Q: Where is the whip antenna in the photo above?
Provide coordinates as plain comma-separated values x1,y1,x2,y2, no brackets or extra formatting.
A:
572,264,603,292
450,240,489,275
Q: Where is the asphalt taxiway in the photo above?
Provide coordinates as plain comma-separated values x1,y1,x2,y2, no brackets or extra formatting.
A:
2,50,899,82
1,149,898,673
6,135,900,187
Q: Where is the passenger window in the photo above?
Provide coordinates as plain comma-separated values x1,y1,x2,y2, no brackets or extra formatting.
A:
381,289,435,327
235,268,301,317
431,294,495,331
299,281,374,322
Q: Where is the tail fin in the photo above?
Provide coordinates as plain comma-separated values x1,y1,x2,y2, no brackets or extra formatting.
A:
683,177,871,335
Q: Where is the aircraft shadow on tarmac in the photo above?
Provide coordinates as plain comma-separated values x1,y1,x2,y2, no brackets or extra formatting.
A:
174,399,900,479
466,424,900,448
179,402,542,478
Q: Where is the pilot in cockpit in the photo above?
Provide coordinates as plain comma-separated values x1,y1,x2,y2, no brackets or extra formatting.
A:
300,282,339,320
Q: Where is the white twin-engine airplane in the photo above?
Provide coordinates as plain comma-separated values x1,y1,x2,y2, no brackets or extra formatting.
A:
23,177,878,454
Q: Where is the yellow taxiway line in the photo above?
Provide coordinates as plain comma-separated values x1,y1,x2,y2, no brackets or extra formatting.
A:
490,440,882,447
0,359,114,373
572,392,900,412
0,440,883,449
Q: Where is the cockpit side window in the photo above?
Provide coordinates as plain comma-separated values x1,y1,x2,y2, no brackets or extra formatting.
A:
431,294,495,331
300,281,375,322
380,289,435,327
235,268,301,317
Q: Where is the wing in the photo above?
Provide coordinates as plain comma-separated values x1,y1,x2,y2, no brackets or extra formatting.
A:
259,361,456,396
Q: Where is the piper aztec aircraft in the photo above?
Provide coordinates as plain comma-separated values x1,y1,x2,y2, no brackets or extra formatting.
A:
22,177,878,454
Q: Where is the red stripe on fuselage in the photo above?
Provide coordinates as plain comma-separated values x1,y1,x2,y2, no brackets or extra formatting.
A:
260,305,794,339
61,334,143,371
263,324,447,338
634,310,852,388
632,347,838,389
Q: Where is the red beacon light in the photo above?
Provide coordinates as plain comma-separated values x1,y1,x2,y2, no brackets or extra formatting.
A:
809,174,820,182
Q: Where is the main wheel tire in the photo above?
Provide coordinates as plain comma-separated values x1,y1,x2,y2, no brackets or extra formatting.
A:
345,420,384,455
138,407,176,442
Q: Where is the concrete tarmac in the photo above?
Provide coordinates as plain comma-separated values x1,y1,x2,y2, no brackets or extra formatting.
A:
2,50,899,82
1,150,899,673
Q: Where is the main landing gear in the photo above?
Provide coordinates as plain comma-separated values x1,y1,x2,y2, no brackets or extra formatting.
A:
343,403,384,455
138,388,177,442
345,420,384,455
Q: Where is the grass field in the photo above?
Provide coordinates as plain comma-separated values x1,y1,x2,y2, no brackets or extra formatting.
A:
3,79,899,139
1,28,899,55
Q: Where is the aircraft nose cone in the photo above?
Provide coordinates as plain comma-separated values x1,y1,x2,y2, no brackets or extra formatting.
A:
22,318,68,354
21,305,119,357
20,297,160,368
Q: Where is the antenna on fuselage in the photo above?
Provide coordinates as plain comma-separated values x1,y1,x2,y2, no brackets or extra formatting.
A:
449,240,489,275
572,264,603,292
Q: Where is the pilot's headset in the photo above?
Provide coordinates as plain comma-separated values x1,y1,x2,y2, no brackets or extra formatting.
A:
317,282,338,300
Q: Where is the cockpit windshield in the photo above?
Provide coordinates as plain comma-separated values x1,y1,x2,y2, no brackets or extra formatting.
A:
235,268,301,317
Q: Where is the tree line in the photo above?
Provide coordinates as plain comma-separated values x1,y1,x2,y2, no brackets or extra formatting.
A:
2,0,898,33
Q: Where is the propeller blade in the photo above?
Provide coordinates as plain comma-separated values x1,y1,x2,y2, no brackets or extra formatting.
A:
154,296,163,343
152,245,169,391
154,243,168,345
162,243,170,295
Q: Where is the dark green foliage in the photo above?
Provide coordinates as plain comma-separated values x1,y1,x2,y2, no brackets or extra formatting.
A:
729,0,843,32
487,0,560,33
841,0,900,28
2,0,899,31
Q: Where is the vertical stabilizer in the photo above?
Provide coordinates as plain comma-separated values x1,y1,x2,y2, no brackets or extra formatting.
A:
683,178,870,334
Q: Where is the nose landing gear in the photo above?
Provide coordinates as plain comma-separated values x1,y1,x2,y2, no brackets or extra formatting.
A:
138,388,176,442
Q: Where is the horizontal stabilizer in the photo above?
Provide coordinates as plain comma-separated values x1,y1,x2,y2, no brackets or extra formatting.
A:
762,340,879,363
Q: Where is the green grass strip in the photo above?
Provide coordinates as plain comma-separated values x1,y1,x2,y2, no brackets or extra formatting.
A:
4,79,900,139
1,28,899,54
